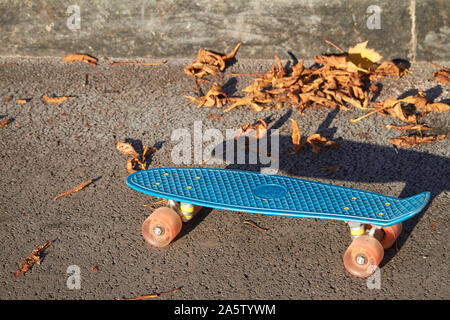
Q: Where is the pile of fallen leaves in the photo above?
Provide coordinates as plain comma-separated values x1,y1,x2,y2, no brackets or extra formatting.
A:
185,41,407,114
184,41,449,148
116,141,158,173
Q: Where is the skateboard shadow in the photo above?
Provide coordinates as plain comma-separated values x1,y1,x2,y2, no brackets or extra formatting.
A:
207,108,448,267
174,207,214,243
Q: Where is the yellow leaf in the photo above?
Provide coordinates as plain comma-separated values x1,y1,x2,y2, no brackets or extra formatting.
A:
348,41,383,70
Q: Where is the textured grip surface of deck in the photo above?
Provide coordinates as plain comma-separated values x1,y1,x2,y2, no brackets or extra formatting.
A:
127,167,430,226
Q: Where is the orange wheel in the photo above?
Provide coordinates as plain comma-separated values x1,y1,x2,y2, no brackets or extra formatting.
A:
142,206,182,248
380,223,402,249
343,235,384,278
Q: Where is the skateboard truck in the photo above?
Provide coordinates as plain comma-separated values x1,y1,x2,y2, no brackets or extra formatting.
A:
168,199,201,222
348,222,365,239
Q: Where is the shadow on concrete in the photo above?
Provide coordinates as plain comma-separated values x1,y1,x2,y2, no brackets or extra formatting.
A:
206,107,448,268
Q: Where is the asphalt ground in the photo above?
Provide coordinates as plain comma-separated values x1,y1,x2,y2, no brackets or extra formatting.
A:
0,57,449,299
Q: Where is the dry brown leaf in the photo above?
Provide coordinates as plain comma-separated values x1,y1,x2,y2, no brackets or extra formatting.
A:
185,82,228,108
118,287,181,300
429,62,450,84
352,97,421,123
143,199,168,209
116,141,139,158
235,119,268,140
348,41,383,71
290,119,303,152
126,158,140,174
321,165,341,172
422,102,450,115
207,113,223,120
117,141,157,173
388,134,448,148
306,134,340,154
140,145,158,169
370,61,409,80
16,99,30,104
384,124,432,131
184,42,241,79
110,61,166,66
388,103,418,123
42,95,74,103
0,118,12,127
224,96,264,113
433,70,450,85
90,265,100,272
61,53,98,66
13,241,52,278
243,219,268,232
54,179,93,200
4,96,13,102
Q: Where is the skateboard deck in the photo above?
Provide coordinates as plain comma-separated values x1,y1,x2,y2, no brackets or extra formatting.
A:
127,167,430,227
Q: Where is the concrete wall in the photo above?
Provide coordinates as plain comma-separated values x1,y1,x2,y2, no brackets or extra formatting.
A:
0,0,448,61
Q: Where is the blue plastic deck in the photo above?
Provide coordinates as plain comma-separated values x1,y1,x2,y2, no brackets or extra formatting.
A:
127,167,430,227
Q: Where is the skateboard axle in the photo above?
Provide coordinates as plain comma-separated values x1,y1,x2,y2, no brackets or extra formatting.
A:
153,226,164,236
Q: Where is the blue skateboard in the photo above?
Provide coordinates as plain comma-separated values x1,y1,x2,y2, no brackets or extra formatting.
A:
127,167,430,277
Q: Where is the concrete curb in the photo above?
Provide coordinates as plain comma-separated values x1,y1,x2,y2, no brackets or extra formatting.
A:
0,0,448,61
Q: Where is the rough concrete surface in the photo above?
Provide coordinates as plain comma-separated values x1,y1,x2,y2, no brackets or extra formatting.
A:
0,0,448,60
0,57,449,300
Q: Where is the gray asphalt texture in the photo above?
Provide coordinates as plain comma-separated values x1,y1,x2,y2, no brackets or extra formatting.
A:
0,57,449,300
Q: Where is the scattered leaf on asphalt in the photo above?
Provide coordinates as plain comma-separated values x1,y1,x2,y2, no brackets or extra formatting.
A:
0,118,12,127
429,62,450,85
118,287,181,300
42,95,74,103
54,179,93,200
290,119,303,153
184,42,241,79
126,158,140,174
388,134,448,148
383,124,432,131
421,102,450,115
110,61,167,66
61,53,98,66
91,265,99,272
185,82,228,108
352,94,449,124
13,241,52,278
143,199,168,209
306,134,340,154
207,113,223,120
235,119,267,140
117,141,158,173
347,40,383,71
16,98,31,104
243,219,268,232
321,165,341,172
116,141,139,158
433,70,450,85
